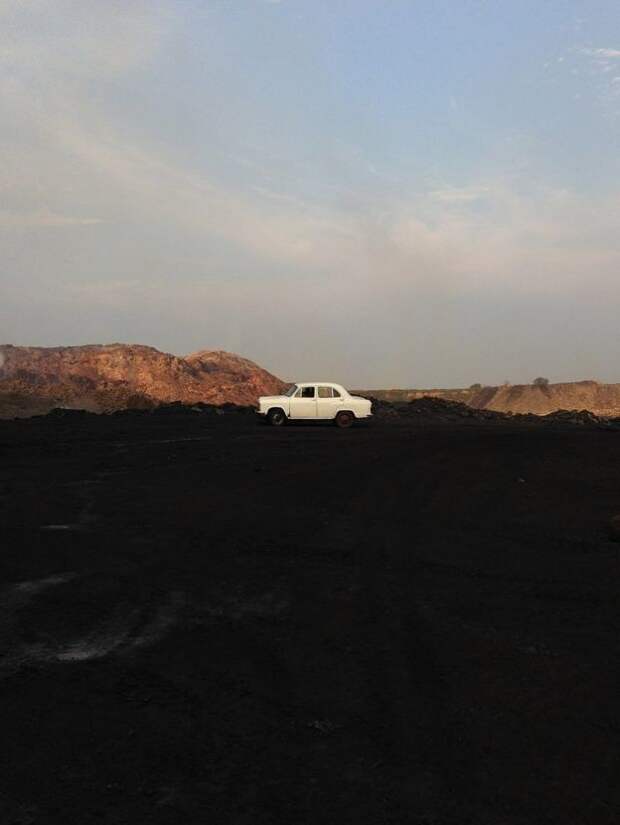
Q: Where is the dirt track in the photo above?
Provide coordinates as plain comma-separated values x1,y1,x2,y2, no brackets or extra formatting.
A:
1,411,619,824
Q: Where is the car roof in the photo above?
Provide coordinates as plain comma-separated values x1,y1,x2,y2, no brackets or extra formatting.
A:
296,382,343,387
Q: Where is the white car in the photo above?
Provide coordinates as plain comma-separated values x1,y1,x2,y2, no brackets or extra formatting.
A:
258,382,372,428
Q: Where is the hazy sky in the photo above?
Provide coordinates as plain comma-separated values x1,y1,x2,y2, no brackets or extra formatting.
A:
1,0,619,387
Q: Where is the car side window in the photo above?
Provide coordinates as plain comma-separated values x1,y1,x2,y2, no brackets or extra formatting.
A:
318,386,332,398
301,386,315,398
332,387,341,397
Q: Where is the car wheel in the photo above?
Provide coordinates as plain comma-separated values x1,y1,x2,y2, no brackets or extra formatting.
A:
335,411,354,428
268,408,287,427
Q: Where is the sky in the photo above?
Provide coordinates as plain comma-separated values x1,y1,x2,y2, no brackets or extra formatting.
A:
1,0,619,387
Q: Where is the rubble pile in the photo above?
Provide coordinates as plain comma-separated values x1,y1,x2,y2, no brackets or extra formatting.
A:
369,396,620,429
405,396,506,421
367,398,402,418
541,409,603,426
148,401,255,416
34,401,256,420
369,396,509,423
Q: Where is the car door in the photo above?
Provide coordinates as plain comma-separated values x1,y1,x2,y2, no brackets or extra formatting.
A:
289,385,317,419
316,386,340,419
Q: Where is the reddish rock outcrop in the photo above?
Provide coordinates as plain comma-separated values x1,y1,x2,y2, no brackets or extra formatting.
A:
0,344,286,417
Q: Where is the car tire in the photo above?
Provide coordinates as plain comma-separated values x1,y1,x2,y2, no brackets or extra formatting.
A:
335,411,354,428
268,408,287,427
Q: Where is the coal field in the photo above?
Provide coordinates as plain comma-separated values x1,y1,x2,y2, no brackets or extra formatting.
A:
1,408,619,824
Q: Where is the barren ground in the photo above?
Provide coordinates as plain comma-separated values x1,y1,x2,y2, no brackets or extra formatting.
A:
1,411,619,824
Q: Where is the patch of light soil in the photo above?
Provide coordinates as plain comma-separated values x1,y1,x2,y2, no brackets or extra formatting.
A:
0,573,77,610
14,573,77,594
56,631,132,662
1,588,185,673
40,524,81,531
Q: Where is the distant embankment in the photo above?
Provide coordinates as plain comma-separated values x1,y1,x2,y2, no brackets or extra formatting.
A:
356,380,620,417
0,344,286,418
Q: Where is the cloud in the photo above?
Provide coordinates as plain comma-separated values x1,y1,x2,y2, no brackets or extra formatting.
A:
0,0,174,79
0,1,360,269
429,187,490,204
0,67,359,270
581,47,620,59
571,45,620,116
0,209,103,228
367,182,620,301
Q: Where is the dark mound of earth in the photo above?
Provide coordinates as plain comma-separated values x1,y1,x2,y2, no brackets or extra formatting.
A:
369,395,620,429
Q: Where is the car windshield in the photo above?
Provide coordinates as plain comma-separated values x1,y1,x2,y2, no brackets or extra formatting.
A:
284,384,298,397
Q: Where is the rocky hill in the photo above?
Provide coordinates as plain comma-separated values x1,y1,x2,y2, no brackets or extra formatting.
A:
357,380,620,417
469,381,620,417
0,344,286,417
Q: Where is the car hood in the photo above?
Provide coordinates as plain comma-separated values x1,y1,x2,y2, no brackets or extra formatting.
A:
259,395,289,403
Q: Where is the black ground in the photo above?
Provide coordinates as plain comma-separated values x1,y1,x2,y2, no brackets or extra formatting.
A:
1,410,619,824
